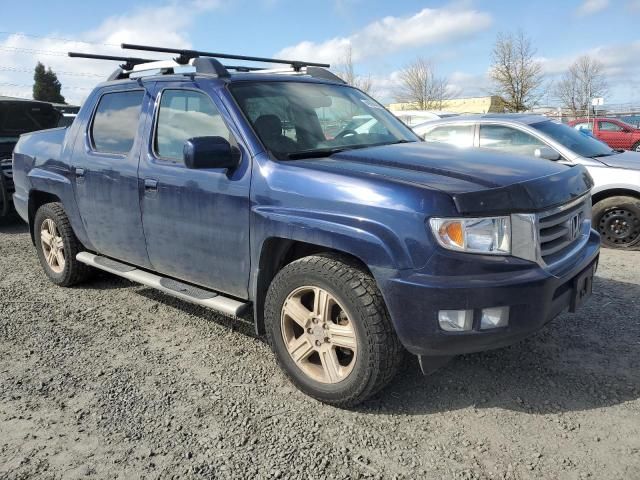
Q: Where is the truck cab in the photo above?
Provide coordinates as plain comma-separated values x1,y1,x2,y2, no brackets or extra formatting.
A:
12,46,600,406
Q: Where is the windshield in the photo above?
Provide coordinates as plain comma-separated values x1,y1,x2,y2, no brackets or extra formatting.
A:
531,120,615,158
229,81,418,159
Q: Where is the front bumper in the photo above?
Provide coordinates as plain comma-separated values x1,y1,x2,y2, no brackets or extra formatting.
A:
379,229,600,356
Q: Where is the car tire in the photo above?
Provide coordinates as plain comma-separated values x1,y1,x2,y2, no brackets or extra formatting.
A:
593,196,640,249
0,173,10,219
264,253,404,407
34,202,94,286
633,141,640,152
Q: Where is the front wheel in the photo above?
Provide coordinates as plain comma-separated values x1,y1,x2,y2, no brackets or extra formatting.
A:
593,196,640,249
34,202,93,286
264,254,403,407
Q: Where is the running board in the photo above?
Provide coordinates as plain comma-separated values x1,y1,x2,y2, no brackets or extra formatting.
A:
76,252,249,317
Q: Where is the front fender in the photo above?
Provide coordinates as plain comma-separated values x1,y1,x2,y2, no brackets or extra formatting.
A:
252,206,413,272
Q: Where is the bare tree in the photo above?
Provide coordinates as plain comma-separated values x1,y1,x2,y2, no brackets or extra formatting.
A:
555,55,608,117
335,46,374,95
489,30,543,112
394,57,450,110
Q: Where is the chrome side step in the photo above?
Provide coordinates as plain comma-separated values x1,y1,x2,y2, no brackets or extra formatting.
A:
76,252,249,317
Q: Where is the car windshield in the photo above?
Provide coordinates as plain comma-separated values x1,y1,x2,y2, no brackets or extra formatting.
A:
531,120,616,158
229,81,418,160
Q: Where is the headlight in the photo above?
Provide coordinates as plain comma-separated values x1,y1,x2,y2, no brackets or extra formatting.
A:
429,216,511,254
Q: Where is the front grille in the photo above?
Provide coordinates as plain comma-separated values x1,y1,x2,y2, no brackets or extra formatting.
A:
538,196,591,265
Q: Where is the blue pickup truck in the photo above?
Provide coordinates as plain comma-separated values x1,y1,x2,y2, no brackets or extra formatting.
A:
12,45,600,406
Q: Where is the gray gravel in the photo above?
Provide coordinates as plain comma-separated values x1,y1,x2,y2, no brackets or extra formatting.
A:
1,214,639,480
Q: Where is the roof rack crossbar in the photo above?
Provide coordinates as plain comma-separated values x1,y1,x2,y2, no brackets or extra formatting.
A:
121,43,330,71
68,51,264,77
68,52,158,71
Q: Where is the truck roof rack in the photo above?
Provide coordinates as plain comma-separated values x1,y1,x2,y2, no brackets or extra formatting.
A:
68,45,344,84
120,43,330,71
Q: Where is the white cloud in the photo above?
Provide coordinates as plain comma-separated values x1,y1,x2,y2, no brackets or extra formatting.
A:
276,4,492,65
0,1,224,104
576,0,610,16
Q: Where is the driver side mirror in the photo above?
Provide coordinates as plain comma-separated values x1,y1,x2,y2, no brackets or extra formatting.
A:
534,146,561,161
183,136,240,170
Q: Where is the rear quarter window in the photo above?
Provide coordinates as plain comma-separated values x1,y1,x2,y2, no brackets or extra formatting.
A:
90,90,144,154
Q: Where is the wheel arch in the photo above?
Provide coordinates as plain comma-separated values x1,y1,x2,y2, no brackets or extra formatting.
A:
592,187,640,205
252,237,376,336
28,190,62,244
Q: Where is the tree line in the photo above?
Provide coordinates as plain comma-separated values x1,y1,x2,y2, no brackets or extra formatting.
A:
338,30,608,115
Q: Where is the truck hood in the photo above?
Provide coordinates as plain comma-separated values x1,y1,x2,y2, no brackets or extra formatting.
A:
597,150,640,170
291,143,593,214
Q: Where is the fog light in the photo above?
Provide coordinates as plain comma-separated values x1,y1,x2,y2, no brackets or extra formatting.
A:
438,310,473,332
480,306,510,329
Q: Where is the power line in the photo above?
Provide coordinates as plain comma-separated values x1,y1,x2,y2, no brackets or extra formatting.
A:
0,66,103,77
0,31,118,47
0,82,92,90
0,46,69,57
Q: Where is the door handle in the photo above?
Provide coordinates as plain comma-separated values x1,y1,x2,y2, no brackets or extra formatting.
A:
144,178,158,193
75,167,85,183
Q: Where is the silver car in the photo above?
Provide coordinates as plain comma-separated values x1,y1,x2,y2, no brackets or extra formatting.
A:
414,114,640,249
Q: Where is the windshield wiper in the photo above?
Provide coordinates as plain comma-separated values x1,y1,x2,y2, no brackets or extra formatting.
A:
286,147,350,160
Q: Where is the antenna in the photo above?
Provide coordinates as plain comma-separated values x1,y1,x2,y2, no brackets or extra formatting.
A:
121,43,330,71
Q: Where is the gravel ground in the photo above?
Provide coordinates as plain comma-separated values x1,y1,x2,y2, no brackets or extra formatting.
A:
1,214,639,480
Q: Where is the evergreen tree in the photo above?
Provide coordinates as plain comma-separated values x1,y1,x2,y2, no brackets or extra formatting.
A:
33,62,65,103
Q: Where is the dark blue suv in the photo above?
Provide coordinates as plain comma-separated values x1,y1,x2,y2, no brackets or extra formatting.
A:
11,46,599,406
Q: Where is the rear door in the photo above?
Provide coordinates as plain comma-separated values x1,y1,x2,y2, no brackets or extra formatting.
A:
138,82,251,298
72,86,152,268
478,123,547,157
596,120,629,149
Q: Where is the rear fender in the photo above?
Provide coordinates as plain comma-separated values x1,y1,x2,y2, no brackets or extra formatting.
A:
27,168,93,249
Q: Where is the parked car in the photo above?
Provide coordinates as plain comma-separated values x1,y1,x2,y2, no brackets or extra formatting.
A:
568,117,640,151
0,97,61,219
392,110,458,127
12,47,599,406
417,114,640,249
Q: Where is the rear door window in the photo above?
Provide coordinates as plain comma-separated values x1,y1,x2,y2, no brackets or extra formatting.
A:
91,90,144,154
598,121,623,132
479,124,545,156
423,124,474,147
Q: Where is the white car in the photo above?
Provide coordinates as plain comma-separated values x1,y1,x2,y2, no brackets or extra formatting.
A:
392,110,458,127
416,114,640,249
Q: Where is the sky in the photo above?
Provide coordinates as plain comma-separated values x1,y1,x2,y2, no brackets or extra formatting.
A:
1,0,639,106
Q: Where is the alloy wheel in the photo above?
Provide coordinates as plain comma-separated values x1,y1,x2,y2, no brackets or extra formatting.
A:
40,218,65,273
281,286,357,384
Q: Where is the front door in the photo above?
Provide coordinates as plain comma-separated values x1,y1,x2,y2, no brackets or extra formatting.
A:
72,86,152,268
138,83,251,298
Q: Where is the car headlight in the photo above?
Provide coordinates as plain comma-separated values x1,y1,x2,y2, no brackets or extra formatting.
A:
429,216,511,254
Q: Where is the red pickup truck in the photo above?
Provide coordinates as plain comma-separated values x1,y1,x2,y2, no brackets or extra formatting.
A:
569,117,640,151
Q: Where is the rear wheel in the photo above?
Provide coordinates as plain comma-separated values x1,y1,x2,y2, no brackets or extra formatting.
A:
593,196,640,249
264,254,403,407
34,202,93,286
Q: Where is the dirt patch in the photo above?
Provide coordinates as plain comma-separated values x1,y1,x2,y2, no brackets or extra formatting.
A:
1,216,639,479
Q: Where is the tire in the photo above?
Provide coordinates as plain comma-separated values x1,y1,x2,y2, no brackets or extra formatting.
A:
0,173,10,219
633,141,640,152
593,196,640,249
264,253,403,407
34,202,93,286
